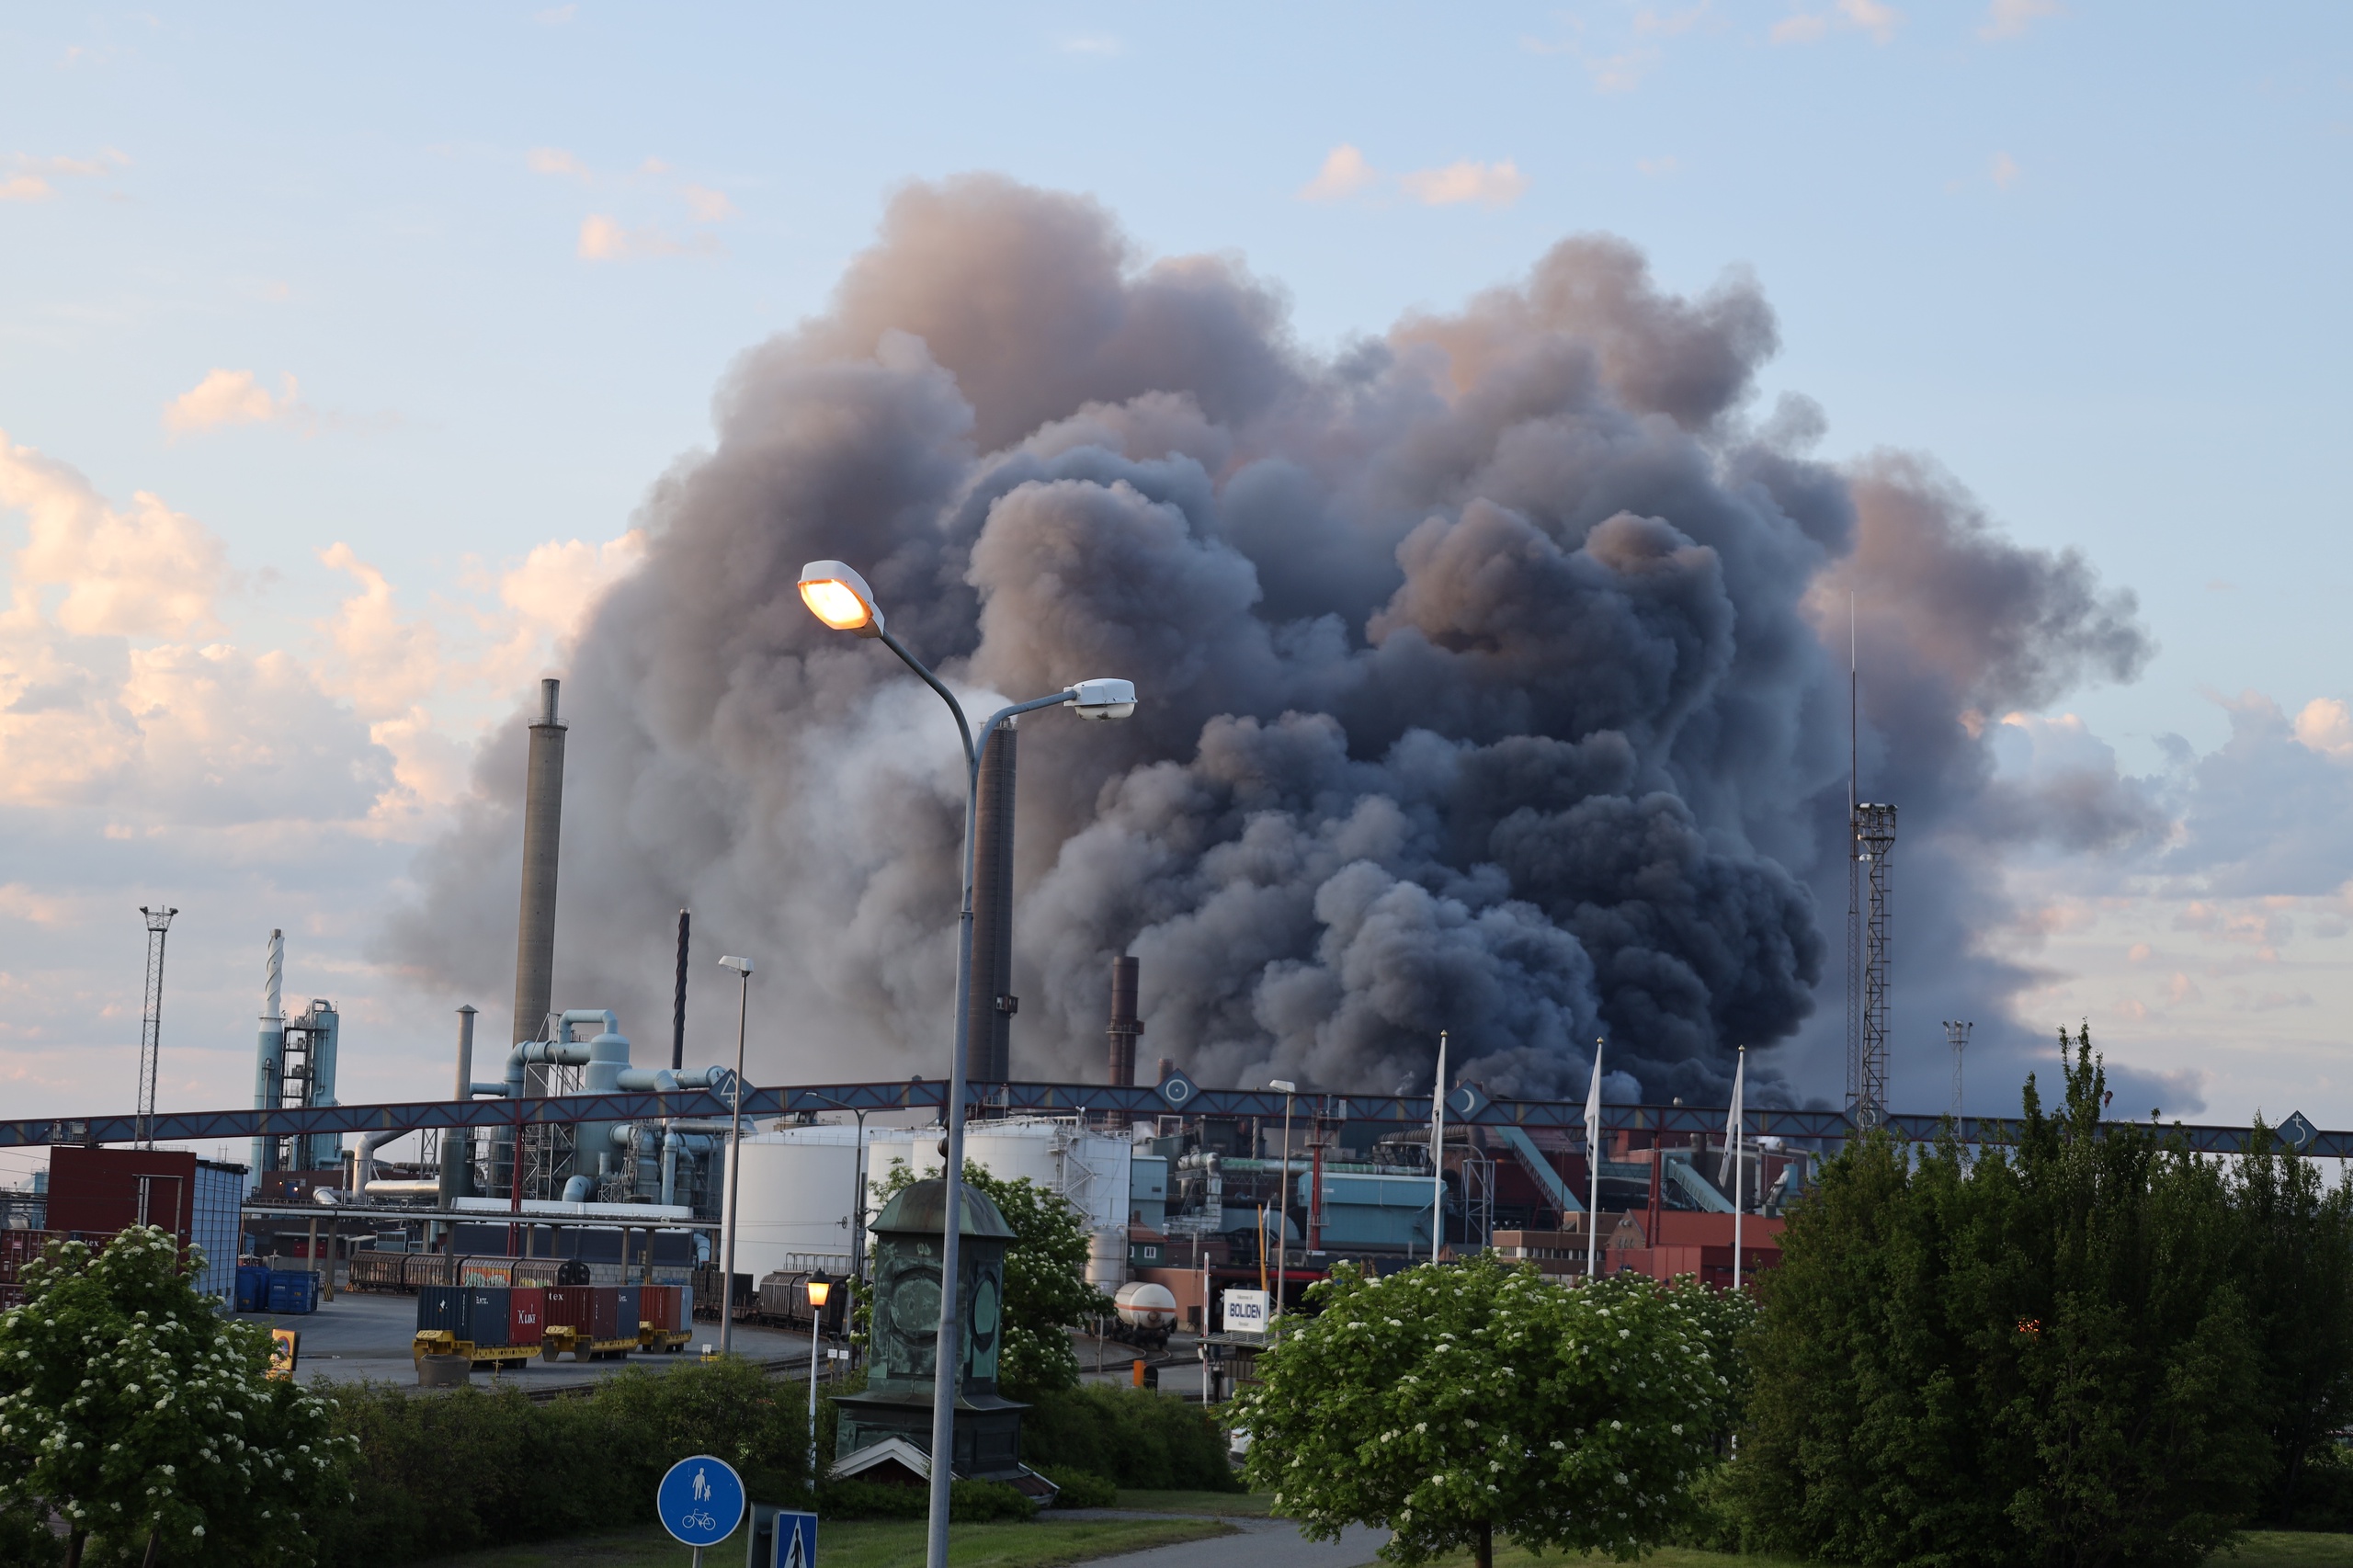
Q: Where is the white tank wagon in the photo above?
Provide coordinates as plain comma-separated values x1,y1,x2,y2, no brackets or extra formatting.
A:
1107,1280,1178,1349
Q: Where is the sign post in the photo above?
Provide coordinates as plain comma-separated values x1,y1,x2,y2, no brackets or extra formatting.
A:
747,1504,821,1567
658,1454,747,1566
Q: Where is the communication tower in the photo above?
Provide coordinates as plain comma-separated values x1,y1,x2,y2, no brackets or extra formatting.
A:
136,905,176,1149
1945,1018,1972,1124
1848,803,1897,1125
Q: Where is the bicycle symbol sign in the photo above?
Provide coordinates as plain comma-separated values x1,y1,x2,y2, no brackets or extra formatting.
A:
657,1454,745,1548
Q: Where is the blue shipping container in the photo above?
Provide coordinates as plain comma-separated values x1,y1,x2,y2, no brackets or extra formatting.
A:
463,1288,512,1346
266,1271,318,1314
417,1284,464,1335
235,1264,269,1313
614,1284,640,1334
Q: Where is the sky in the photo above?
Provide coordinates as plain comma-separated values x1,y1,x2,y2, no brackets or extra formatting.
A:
3,1,2351,1162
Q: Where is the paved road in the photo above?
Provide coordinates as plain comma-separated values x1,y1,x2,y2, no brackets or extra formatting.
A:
237,1289,819,1389
1051,1512,1391,1568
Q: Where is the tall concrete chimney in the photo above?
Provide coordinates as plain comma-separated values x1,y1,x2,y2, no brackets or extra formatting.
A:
965,720,1017,1082
1107,955,1142,1087
510,678,566,1047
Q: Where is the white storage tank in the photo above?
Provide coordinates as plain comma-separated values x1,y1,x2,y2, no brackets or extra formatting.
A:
1086,1225,1128,1290
727,1124,866,1281
868,1119,1131,1234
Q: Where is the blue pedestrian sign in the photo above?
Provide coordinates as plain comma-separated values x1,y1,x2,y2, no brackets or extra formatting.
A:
658,1454,746,1550
771,1508,818,1568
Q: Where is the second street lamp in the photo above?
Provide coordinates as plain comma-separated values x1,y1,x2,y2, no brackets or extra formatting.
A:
798,558,1136,1568
805,1269,834,1482
717,953,753,1356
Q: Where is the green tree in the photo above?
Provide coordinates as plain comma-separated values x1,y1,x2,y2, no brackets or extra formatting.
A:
870,1162,1108,1397
2230,1119,2353,1523
1735,1027,2271,1567
1233,1255,1733,1568
0,1225,353,1567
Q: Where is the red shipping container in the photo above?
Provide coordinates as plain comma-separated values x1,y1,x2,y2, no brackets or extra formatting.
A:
587,1285,620,1341
542,1286,592,1335
508,1287,545,1345
643,1285,673,1333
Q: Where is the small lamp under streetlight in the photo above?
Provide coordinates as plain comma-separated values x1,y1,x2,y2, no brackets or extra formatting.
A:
805,1269,835,1476
1269,1080,1297,1320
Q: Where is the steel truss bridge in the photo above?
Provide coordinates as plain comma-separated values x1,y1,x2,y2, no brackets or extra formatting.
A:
3,1079,2343,1159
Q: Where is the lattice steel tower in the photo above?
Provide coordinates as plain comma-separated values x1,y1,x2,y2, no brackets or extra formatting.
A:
1945,1018,1972,1124
1847,804,1897,1126
136,904,177,1148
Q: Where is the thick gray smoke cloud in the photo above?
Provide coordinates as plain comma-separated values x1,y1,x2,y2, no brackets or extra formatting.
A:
387,176,2149,1108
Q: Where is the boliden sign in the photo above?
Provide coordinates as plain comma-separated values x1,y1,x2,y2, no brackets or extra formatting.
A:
1222,1289,1270,1334
657,1454,746,1549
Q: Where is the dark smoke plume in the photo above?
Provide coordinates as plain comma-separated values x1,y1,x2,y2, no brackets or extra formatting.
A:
387,176,2148,1108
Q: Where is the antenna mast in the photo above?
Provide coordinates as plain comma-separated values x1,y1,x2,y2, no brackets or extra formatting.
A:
1845,598,1897,1129
136,904,177,1149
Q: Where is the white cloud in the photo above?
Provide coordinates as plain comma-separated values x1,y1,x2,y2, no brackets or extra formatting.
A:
534,4,576,21
1399,159,1529,209
0,149,129,201
577,213,718,260
1298,144,1378,203
1772,0,1902,44
1637,154,1681,176
2294,699,2353,758
1991,151,2021,189
1058,34,1122,56
0,430,226,637
1981,0,2061,40
527,146,590,182
680,184,736,222
163,369,303,435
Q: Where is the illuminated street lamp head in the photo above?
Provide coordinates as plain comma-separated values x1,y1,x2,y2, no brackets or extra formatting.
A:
806,1270,832,1309
798,560,883,638
1064,677,1137,722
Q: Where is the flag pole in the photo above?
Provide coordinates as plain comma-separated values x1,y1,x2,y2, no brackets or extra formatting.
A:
1429,1030,1449,1266
1585,1039,1604,1285
1732,1046,1746,1292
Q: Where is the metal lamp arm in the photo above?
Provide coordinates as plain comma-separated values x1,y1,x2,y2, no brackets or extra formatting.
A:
878,628,976,770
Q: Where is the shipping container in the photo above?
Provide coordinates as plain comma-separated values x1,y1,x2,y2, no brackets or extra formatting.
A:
266,1271,318,1314
643,1282,675,1333
615,1283,641,1333
586,1284,620,1341
508,1286,545,1345
235,1264,269,1313
543,1285,594,1335
417,1284,465,1335
463,1288,513,1346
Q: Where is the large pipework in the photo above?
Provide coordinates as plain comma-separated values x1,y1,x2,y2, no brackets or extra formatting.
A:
510,677,567,1051
251,929,284,1179
965,719,1017,1082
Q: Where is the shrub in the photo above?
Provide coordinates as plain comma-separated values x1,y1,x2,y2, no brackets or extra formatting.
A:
817,1478,926,1519
1021,1384,1241,1492
313,1357,811,1566
1039,1467,1119,1507
950,1479,1037,1521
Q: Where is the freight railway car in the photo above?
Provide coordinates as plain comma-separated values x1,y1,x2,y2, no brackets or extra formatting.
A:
752,1269,851,1336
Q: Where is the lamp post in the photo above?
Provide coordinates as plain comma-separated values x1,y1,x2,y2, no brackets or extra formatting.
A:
717,954,753,1357
1268,1080,1296,1321
805,1269,834,1482
798,559,1137,1568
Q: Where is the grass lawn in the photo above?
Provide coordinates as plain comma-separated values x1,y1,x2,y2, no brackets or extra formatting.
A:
412,1516,1233,1568
1111,1489,1277,1517
1415,1530,2353,1567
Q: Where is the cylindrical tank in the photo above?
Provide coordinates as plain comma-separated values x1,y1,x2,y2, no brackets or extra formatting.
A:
1114,1280,1177,1329
1086,1225,1128,1290
728,1126,866,1281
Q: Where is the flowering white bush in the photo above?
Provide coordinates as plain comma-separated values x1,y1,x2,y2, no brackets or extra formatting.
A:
1232,1255,1734,1567
0,1226,355,1566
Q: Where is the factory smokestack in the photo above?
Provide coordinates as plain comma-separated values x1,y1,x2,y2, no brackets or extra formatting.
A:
965,721,1017,1082
510,678,566,1046
1107,956,1141,1089
672,908,690,1072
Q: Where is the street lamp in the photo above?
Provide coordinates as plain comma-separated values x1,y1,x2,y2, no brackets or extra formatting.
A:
1268,1081,1296,1322
805,1269,834,1481
717,954,754,1356
799,558,1137,1568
